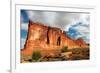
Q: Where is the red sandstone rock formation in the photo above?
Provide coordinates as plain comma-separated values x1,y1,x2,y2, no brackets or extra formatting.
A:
75,38,88,48
21,21,89,56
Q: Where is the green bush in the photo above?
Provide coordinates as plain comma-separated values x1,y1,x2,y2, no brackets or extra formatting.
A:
32,51,41,62
61,46,68,53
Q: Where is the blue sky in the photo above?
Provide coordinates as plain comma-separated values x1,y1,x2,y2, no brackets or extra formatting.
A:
20,10,90,49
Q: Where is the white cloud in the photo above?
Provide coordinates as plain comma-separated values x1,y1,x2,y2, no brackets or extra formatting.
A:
42,11,58,27
74,26,89,33
21,23,28,31
26,10,35,20
21,10,90,44
24,10,89,31
80,14,90,23
21,38,26,49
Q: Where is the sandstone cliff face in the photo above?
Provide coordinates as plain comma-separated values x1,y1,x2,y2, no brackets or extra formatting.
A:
21,21,89,56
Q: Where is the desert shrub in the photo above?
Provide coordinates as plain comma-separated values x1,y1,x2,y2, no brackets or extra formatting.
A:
32,51,41,62
61,46,68,53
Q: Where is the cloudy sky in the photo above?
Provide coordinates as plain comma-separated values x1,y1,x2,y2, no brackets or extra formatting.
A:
20,10,90,49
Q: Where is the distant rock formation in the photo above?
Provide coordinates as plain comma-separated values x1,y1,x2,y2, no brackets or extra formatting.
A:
21,20,89,56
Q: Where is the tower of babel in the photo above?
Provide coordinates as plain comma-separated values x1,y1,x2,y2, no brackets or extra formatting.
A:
21,20,89,56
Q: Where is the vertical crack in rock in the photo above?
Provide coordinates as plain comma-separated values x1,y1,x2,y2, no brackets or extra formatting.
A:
57,36,61,46
47,26,50,44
